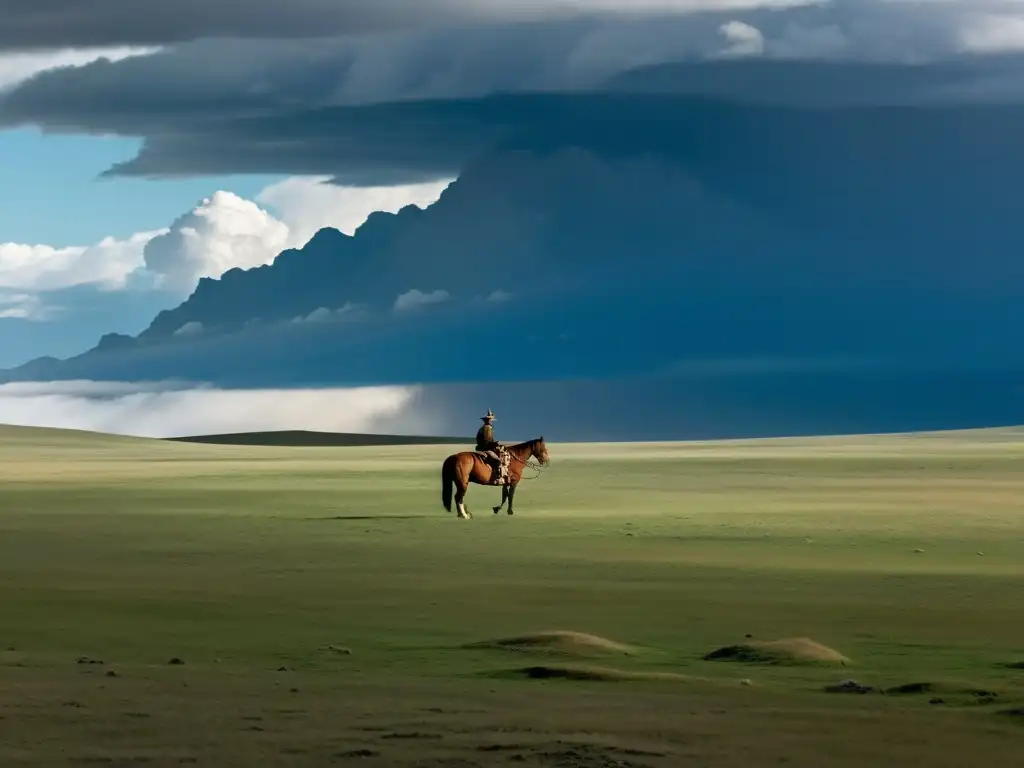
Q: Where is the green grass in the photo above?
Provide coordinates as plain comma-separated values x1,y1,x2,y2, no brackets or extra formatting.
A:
2,424,1024,766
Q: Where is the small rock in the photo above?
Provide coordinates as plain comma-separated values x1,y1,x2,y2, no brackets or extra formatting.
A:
105,670,118,678
977,551,985,556
76,656,103,665
740,679,753,686
914,548,924,554
168,658,184,665
929,697,946,705
290,687,300,693
744,633,754,639
277,666,291,672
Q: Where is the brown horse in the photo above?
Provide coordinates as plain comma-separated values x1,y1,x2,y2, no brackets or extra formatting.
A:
441,437,550,519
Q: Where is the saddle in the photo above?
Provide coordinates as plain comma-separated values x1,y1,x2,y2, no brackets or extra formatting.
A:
474,447,510,485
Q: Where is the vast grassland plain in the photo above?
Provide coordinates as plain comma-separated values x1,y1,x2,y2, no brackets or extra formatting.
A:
1,424,1023,766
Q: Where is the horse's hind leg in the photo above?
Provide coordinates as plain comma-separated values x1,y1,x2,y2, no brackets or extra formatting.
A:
454,483,472,520
507,482,518,515
493,485,508,515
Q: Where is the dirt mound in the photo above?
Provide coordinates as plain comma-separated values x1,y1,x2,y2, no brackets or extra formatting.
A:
467,631,634,656
507,664,690,683
704,637,849,666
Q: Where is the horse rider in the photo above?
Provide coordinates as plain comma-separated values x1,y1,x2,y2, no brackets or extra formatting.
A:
476,409,509,485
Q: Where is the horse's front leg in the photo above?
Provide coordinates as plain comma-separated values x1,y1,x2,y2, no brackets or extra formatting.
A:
507,482,518,515
493,484,508,515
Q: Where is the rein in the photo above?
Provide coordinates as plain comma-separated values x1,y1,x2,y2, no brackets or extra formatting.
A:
505,442,547,481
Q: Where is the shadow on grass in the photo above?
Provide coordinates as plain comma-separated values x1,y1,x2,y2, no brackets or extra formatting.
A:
306,515,429,521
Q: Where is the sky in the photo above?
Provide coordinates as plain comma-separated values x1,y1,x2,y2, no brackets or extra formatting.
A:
3,0,1024,436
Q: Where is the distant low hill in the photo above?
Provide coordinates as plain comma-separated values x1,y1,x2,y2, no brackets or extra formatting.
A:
3,422,1023,450
166,430,472,447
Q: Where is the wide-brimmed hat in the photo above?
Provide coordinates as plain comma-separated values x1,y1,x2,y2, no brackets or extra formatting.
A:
480,409,496,421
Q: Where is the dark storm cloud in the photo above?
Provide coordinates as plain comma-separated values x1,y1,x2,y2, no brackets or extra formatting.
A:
3,0,1024,182
46,72,1024,186
0,2,997,127
0,0,496,51
0,0,822,51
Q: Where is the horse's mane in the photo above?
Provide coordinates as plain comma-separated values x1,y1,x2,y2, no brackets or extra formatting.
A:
507,437,543,453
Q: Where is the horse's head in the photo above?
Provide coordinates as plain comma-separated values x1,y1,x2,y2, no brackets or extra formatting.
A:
532,437,550,465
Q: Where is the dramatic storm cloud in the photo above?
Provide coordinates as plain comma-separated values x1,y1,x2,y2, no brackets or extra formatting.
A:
5,1,1024,183
4,0,1024,442
0,0,818,50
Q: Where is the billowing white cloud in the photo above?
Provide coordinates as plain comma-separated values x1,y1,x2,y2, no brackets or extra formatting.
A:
0,231,161,292
0,379,439,438
719,20,765,56
1,176,451,325
258,176,452,240
0,46,157,91
141,180,449,295
394,288,450,312
142,191,291,293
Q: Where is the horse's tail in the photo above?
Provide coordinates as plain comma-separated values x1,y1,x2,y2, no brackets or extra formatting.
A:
441,454,455,512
